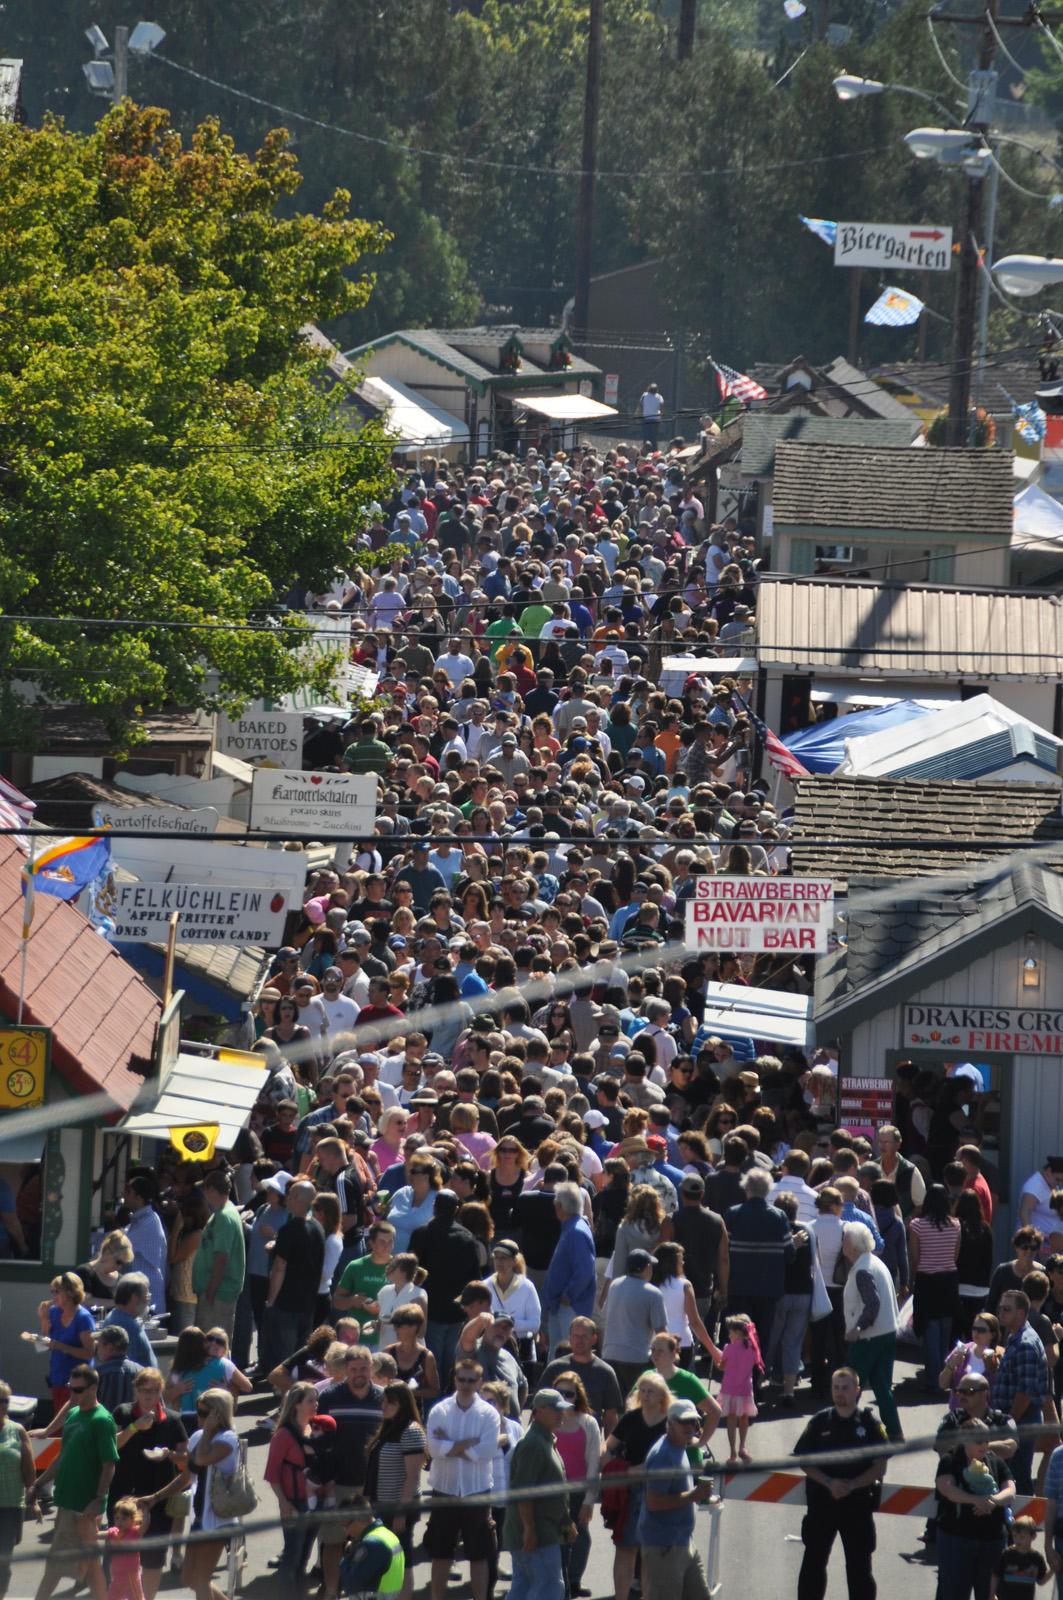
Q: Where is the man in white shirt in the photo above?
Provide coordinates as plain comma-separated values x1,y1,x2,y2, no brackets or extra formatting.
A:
336,947,371,1008
769,1150,821,1226
639,382,664,448
425,1359,499,1600
434,637,476,685
313,967,361,1043
460,702,492,758
367,575,404,630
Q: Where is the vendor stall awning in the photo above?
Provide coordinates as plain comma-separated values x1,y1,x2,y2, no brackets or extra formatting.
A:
117,1049,267,1147
700,981,813,1052
808,680,960,708
516,395,617,421
358,376,469,450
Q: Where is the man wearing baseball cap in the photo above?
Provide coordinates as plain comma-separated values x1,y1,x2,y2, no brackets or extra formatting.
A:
638,1399,714,1600
500,1389,574,1600
602,1248,668,1397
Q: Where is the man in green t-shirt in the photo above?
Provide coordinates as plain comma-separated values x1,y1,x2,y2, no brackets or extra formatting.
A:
332,1220,396,1347
193,1169,246,1338
29,1364,119,1600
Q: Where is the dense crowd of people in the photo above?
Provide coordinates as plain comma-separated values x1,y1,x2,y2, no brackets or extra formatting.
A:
12,441,1063,1600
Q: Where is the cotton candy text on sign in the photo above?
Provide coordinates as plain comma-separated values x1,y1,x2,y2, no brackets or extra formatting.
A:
685,877,835,952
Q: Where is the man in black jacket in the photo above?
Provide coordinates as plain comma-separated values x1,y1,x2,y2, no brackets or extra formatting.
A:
410,1190,481,1389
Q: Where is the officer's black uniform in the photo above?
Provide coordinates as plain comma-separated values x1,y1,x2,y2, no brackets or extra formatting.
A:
794,1402,887,1600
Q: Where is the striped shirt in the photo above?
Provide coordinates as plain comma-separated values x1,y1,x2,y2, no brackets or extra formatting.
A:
910,1216,960,1274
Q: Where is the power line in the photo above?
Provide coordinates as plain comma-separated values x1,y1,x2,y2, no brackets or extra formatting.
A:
146,53,892,183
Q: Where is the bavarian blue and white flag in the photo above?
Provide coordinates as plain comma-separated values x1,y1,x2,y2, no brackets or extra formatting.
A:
1015,399,1047,444
799,216,837,247
865,285,925,327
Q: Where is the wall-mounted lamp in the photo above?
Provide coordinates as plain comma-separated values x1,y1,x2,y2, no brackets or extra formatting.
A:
1023,932,1041,989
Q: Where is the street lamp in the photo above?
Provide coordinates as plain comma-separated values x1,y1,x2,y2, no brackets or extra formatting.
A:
990,254,1063,296
81,20,165,104
838,71,998,446
832,74,961,123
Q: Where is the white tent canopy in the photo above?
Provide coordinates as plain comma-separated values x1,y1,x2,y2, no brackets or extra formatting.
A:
358,375,469,449
1014,483,1063,544
517,394,617,421
837,692,1062,780
699,981,813,1051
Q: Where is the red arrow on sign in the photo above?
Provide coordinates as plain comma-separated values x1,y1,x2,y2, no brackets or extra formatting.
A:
910,229,945,240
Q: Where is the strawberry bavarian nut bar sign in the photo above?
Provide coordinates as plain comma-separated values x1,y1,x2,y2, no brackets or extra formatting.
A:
249,770,379,837
685,877,835,953
905,1003,1063,1054
112,882,288,945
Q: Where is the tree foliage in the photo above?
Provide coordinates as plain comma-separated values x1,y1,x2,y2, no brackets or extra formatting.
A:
0,104,395,748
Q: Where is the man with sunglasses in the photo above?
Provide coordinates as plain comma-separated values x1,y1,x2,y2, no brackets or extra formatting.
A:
29,1365,118,1600
425,1359,498,1600
922,1371,1018,1552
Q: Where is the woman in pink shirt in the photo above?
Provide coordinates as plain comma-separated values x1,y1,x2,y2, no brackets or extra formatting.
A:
450,1103,497,1169
371,1107,410,1174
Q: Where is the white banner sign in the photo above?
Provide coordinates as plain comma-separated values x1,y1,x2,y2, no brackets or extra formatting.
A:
92,803,219,836
834,221,952,272
216,710,304,763
112,881,288,945
250,769,378,836
685,876,835,953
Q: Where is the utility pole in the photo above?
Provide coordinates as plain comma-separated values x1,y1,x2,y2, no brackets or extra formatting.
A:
113,24,129,102
678,0,696,61
572,0,603,348
944,4,997,445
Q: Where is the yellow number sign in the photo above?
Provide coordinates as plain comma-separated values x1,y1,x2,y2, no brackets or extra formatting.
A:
0,1028,49,1112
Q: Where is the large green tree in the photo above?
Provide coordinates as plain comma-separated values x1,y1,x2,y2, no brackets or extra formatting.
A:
0,104,395,748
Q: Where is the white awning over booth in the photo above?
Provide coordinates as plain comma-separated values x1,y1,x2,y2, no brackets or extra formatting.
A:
117,1050,267,1147
358,376,469,449
699,981,814,1051
517,394,618,421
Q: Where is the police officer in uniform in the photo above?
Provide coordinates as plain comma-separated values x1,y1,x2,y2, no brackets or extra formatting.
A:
340,1494,405,1600
794,1366,888,1600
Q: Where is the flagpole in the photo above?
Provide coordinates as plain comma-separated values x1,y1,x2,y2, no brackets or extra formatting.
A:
17,837,33,1026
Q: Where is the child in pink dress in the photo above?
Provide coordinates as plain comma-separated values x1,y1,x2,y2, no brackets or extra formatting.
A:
106,1498,145,1600
714,1314,763,1466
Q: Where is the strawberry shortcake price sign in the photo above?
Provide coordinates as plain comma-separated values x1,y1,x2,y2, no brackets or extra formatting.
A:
685,876,834,953
249,770,379,838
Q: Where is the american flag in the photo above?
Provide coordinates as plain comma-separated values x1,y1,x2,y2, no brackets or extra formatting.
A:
0,775,36,853
713,362,767,405
736,700,811,784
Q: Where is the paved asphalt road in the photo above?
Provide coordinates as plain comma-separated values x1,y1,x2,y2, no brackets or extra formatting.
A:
8,1347,960,1600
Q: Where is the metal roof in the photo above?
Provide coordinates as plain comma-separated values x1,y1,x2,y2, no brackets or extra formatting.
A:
773,441,1015,537
740,415,917,479
756,575,1063,678
816,859,1063,1036
117,1049,267,1144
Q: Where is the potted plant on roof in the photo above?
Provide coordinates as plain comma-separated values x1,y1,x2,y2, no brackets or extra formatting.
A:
500,335,523,373
923,406,996,447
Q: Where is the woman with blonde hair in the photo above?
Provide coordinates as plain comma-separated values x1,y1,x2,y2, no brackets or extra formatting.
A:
36,1272,95,1412
157,1387,239,1600
486,1240,541,1358
78,1230,134,1304
603,1373,670,1600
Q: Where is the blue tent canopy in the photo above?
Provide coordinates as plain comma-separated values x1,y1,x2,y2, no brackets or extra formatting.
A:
783,700,939,774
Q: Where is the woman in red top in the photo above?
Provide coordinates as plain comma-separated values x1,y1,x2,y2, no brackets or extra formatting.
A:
264,1381,320,1585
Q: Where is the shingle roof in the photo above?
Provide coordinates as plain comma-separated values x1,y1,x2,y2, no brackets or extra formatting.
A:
773,441,1015,536
0,837,159,1109
816,858,1063,1033
792,775,1063,887
821,357,916,421
869,346,1048,412
756,575,1063,677
741,415,917,479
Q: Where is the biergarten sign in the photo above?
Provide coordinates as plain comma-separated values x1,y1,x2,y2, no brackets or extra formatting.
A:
905,1003,1063,1055
834,221,953,272
685,877,835,953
